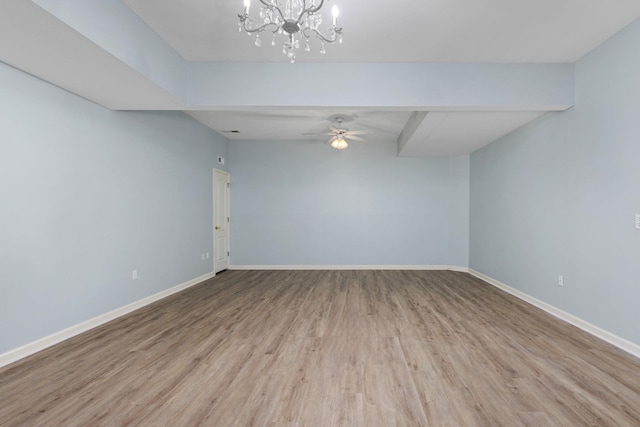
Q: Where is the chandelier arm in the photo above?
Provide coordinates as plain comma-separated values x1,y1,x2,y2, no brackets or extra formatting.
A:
239,14,280,34
257,0,285,22
304,27,342,43
301,0,324,17
294,0,307,24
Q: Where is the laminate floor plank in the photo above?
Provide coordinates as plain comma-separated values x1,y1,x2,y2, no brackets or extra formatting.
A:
1,270,639,426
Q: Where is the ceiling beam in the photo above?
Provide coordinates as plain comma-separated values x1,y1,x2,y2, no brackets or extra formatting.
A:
186,62,574,111
30,0,574,113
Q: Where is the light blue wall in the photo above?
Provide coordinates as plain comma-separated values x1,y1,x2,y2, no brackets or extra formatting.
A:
470,18,640,346
228,139,469,267
0,62,227,354
187,62,573,110
448,156,470,268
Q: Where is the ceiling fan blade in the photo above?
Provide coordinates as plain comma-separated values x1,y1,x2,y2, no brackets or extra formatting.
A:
302,132,330,136
345,130,371,135
346,135,366,142
325,136,338,145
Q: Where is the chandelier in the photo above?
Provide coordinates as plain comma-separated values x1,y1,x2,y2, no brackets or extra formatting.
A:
238,0,343,63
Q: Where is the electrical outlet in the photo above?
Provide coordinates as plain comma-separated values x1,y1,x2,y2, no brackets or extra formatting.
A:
201,253,205,260
132,270,138,280
206,252,210,259
635,213,640,230
558,275,564,287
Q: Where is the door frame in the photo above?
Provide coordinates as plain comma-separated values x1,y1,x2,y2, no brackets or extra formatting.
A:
213,168,230,274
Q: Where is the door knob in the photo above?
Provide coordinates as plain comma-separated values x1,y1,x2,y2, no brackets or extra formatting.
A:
215,226,221,230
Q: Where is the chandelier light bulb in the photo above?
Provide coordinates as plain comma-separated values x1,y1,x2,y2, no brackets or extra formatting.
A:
332,5,339,26
244,0,251,13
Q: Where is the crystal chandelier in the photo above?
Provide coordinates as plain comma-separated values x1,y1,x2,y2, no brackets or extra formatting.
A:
238,0,343,63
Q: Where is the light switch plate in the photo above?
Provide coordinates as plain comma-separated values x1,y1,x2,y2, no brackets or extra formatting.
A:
636,213,640,230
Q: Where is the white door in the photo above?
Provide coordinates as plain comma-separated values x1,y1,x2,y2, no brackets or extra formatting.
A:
213,169,230,273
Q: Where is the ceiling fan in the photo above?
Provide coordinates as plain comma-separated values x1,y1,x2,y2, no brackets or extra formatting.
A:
306,115,371,150
324,127,369,149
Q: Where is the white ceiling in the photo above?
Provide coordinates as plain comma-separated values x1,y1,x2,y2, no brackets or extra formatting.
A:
186,110,412,142
399,111,546,157
124,0,640,63
3,0,640,156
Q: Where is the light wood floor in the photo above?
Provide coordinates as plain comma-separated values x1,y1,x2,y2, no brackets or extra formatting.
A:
1,270,639,426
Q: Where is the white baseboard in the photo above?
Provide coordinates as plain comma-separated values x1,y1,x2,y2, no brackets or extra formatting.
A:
0,271,216,369
469,269,640,359
230,265,469,272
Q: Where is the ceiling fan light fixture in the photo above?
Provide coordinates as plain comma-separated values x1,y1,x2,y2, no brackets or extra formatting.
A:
331,137,348,150
238,0,344,63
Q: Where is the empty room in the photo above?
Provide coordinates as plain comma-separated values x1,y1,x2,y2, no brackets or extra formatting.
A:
1,0,639,425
